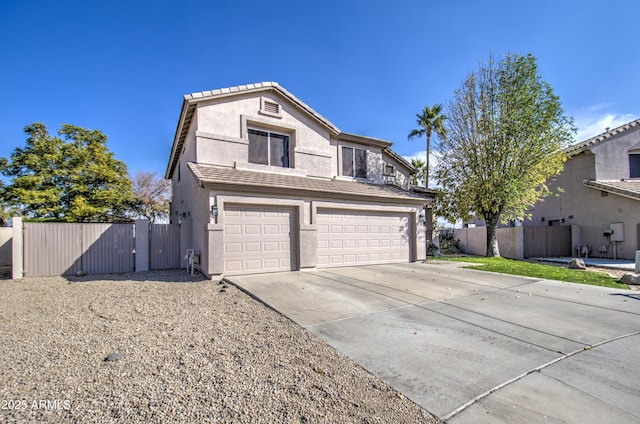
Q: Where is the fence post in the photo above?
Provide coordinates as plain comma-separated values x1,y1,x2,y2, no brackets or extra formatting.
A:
135,219,149,272
11,217,23,279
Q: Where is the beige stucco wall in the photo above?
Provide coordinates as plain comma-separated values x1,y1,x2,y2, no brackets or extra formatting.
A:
194,92,333,176
188,90,411,183
454,226,524,259
170,117,212,273
525,152,639,259
0,227,11,266
382,151,411,189
590,125,640,180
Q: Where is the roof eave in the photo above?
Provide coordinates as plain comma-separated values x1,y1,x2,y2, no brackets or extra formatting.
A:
199,179,427,204
584,180,640,201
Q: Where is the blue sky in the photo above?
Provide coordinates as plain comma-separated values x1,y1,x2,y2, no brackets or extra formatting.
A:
1,0,638,176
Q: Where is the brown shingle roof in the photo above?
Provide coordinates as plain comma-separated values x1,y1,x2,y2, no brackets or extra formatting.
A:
188,163,427,203
584,179,640,201
565,118,640,158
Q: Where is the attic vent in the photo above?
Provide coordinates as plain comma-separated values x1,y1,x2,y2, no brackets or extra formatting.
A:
264,101,279,114
260,97,282,118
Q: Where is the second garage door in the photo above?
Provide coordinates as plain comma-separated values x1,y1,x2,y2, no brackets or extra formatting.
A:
317,209,411,267
224,205,297,275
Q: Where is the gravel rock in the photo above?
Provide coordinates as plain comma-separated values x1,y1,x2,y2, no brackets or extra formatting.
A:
568,258,586,269
0,270,439,423
104,353,127,362
619,272,640,285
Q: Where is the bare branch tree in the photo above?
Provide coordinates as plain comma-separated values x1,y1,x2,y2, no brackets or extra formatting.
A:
130,171,171,223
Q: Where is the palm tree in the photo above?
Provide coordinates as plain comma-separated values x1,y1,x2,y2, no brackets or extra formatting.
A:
410,158,426,187
408,104,447,188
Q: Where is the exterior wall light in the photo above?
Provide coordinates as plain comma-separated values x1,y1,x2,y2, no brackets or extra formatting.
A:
210,205,219,218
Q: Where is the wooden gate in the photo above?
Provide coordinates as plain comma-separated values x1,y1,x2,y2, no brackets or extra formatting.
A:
523,226,572,258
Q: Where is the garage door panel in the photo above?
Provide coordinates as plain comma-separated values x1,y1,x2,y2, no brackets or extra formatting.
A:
226,224,242,235
263,241,279,252
246,259,262,270
317,209,410,267
245,224,261,235
225,260,242,272
225,242,242,253
224,205,297,275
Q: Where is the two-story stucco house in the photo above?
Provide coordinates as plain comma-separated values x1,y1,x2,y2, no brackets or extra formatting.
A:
524,118,640,260
165,82,430,278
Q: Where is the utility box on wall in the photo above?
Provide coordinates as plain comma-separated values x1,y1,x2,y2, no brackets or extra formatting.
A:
610,223,624,242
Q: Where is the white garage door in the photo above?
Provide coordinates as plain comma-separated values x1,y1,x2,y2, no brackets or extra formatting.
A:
224,205,297,275
317,209,411,267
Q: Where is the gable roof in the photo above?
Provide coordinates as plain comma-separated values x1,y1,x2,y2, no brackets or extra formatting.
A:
165,81,416,179
165,82,340,179
383,147,417,173
188,163,427,204
565,118,640,158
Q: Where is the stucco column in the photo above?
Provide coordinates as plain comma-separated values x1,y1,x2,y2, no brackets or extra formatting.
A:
135,219,149,272
206,223,224,280
571,225,581,257
12,217,23,279
416,212,426,261
299,224,317,269
516,226,524,260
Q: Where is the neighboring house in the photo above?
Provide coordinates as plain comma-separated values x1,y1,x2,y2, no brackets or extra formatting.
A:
523,118,640,260
165,82,430,278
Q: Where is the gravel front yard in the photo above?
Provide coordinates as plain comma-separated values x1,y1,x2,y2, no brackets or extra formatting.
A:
0,270,438,423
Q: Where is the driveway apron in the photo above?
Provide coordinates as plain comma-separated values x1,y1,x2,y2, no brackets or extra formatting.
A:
227,262,640,423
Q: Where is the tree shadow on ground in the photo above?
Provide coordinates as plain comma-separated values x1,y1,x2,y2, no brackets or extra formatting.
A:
611,293,640,301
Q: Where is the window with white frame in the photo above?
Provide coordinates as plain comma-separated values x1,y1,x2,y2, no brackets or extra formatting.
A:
342,146,367,178
248,129,290,168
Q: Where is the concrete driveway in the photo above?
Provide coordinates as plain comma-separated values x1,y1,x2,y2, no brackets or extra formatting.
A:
227,262,640,423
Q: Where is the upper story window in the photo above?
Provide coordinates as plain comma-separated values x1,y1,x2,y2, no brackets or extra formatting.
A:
384,164,395,175
248,129,290,168
342,146,367,179
630,153,640,178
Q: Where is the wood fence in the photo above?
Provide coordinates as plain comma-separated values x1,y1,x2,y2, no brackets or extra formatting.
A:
454,225,572,259
20,221,181,277
523,226,572,258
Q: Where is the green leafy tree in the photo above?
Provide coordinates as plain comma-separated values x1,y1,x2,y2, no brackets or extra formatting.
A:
0,123,135,222
130,171,171,223
434,53,575,256
408,104,447,188
409,158,426,187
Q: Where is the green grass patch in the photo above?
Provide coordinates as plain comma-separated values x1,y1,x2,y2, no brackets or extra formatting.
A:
436,256,628,289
